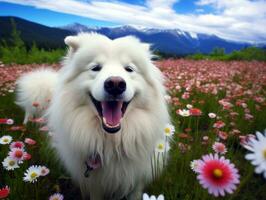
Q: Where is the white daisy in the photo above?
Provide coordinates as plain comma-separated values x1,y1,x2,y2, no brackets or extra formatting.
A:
6,119,14,125
143,193,164,200
49,193,64,200
155,139,170,153
163,123,175,137
208,113,216,118
186,104,193,109
0,135,12,144
23,165,41,183
244,130,266,179
178,109,190,117
2,156,19,170
190,159,202,173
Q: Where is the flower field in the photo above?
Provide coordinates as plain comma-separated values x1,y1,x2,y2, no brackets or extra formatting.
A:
0,59,265,199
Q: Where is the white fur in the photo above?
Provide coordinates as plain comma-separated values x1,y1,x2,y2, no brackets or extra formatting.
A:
16,33,170,200
15,68,57,123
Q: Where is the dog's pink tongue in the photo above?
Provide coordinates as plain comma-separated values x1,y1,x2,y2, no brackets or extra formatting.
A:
102,101,123,126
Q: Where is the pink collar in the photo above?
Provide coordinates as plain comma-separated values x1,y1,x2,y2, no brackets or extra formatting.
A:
84,153,102,177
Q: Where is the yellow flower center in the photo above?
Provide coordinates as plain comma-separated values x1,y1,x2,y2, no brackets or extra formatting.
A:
263,149,266,159
213,169,223,178
30,172,38,179
158,143,164,150
164,127,171,134
8,160,15,166
3,138,8,142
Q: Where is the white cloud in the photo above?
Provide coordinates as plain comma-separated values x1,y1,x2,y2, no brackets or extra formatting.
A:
1,0,266,43
195,8,204,13
195,0,266,42
147,0,177,8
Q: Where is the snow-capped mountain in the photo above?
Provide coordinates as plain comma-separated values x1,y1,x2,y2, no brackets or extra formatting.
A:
60,23,248,54
0,16,249,55
59,23,98,33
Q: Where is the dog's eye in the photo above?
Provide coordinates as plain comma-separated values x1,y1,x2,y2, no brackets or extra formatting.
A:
91,64,102,72
124,66,134,73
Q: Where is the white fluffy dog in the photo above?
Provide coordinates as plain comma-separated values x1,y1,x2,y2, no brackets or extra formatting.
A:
16,33,170,200
16,68,58,123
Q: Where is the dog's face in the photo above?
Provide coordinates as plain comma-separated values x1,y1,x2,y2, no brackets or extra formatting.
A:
63,33,159,134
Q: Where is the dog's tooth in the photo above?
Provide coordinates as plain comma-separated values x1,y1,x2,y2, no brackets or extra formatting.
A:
103,117,107,125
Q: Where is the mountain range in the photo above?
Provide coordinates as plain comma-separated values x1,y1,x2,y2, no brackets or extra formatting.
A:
0,16,71,49
59,23,251,55
0,16,253,55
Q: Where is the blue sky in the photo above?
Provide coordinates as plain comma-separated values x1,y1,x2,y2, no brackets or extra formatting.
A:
0,2,119,27
0,1,214,27
0,0,265,43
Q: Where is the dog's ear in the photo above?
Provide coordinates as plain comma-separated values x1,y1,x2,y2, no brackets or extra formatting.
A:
64,36,79,52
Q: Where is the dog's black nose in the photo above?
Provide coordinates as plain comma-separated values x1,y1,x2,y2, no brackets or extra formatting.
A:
104,76,126,95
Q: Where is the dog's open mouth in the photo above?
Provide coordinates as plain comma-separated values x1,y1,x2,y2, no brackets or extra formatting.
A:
90,95,130,134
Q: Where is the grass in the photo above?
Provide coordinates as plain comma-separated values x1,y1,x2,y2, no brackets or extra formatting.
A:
186,47,266,61
0,44,65,65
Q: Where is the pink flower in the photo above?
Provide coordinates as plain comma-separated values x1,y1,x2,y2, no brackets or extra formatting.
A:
8,148,26,162
23,153,32,160
39,166,50,176
182,92,190,99
218,131,228,140
241,103,247,108
24,138,36,145
39,126,49,132
244,113,254,120
230,129,241,136
239,134,255,149
189,108,202,116
30,117,46,124
175,85,181,91
196,154,240,197
9,126,25,131
218,99,233,110
254,96,264,103
178,142,190,153
202,136,209,145
212,142,227,154
10,141,25,150
0,186,10,199
213,121,225,129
